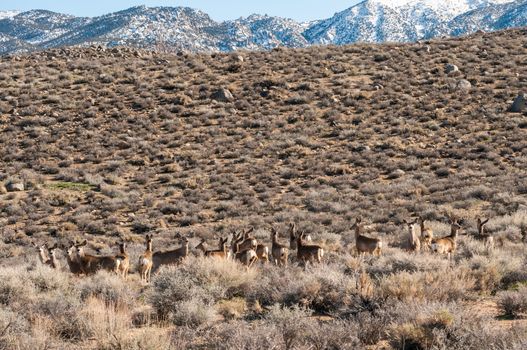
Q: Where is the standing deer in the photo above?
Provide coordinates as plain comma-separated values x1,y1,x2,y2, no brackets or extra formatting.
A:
35,243,50,265
353,217,382,256
75,240,119,275
289,223,311,250
232,241,258,268
138,234,153,283
116,242,129,279
418,216,434,252
296,231,324,265
152,235,189,272
66,241,83,275
476,217,494,251
232,228,268,263
230,232,258,267
404,219,420,252
196,237,229,258
35,243,61,269
271,227,289,266
431,216,462,260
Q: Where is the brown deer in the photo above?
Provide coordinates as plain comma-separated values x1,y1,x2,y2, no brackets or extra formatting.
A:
476,217,494,251
353,217,382,256
404,219,420,252
116,242,129,279
296,231,324,265
256,244,269,264
152,235,189,272
75,240,119,275
196,237,229,258
35,243,61,269
417,216,434,252
138,234,153,283
431,216,462,260
232,241,258,268
238,228,258,251
65,241,83,275
271,227,289,266
289,223,311,250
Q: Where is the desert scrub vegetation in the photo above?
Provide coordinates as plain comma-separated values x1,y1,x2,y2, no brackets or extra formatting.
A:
0,28,527,348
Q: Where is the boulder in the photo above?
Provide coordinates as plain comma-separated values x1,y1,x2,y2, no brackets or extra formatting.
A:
445,64,459,74
211,88,234,102
509,93,526,113
5,181,24,192
456,79,472,91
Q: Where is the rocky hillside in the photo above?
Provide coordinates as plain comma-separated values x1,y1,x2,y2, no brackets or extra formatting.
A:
1,0,527,54
0,27,526,243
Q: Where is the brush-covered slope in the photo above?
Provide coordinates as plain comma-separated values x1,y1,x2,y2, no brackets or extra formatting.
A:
0,28,526,243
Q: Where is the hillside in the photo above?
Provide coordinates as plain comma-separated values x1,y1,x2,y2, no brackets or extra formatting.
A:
0,28,526,349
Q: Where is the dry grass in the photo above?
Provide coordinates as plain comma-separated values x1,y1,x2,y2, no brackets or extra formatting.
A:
0,28,527,348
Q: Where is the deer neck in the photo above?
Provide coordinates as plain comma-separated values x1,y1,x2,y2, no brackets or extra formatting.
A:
410,225,417,240
39,249,50,264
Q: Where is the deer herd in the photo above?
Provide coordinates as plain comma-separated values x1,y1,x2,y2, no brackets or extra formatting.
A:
33,215,496,283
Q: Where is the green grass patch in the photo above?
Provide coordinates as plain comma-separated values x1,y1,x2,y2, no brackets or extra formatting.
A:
45,181,95,192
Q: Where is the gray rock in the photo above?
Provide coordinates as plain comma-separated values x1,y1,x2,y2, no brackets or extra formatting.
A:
211,88,234,102
456,79,472,91
445,64,459,74
509,93,526,113
5,181,24,192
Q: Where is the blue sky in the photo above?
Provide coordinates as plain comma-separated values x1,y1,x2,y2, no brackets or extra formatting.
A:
0,1,362,21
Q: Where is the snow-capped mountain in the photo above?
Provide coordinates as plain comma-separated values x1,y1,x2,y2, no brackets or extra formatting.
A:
450,0,527,35
304,0,516,44
0,1,525,54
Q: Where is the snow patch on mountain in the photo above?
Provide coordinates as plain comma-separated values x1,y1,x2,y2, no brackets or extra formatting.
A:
0,1,525,54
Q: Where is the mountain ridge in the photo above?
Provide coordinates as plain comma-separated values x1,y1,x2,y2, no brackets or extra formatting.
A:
0,0,525,54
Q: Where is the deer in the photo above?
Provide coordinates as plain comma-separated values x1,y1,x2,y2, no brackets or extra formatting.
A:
196,237,229,258
288,223,311,250
271,227,289,266
75,240,120,275
476,217,494,251
138,234,153,283
256,244,269,264
296,231,324,265
115,242,129,279
431,216,462,260
152,235,189,272
237,227,258,251
65,241,83,275
417,216,434,252
35,243,61,269
232,242,258,268
352,217,382,256
35,243,50,266
404,219,420,252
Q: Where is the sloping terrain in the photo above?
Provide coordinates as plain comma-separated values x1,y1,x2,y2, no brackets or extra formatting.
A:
0,28,526,349
1,28,526,241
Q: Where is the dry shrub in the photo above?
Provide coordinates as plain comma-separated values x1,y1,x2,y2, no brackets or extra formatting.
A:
0,266,36,308
248,263,363,313
149,257,256,324
77,271,135,307
379,268,476,302
497,286,527,318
